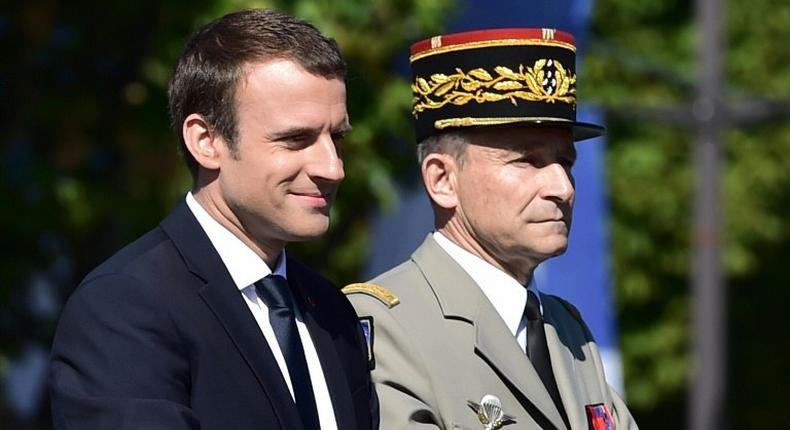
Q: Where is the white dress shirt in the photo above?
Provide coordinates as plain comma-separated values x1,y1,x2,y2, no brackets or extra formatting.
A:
186,193,338,430
433,231,542,353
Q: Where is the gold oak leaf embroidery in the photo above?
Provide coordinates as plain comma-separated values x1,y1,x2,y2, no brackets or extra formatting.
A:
411,59,577,117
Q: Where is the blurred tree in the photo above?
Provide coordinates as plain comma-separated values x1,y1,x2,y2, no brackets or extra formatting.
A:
6,0,787,428
585,0,790,427
0,0,452,426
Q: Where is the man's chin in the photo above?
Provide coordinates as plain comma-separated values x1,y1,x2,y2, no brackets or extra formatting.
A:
284,221,331,242
541,238,569,258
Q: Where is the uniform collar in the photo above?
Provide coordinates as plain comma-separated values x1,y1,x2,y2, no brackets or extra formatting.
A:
432,231,542,337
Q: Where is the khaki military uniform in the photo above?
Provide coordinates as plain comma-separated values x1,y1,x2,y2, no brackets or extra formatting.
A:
347,236,637,430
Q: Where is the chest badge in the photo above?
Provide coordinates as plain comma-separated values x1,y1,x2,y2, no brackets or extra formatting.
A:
358,316,375,369
585,403,616,430
467,394,516,429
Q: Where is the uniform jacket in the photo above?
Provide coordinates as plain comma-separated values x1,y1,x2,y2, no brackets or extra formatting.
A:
347,235,636,430
50,200,378,430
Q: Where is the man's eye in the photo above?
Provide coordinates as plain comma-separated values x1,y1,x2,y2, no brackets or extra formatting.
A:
560,157,576,168
282,135,313,148
513,156,536,165
331,132,347,144
283,135,307,142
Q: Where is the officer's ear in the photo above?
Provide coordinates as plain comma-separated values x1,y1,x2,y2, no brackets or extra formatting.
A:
422,152,460,209
182,113,225,171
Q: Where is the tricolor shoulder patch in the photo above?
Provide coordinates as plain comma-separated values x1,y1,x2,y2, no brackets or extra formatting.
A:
358,316,375,369
342,283,400,308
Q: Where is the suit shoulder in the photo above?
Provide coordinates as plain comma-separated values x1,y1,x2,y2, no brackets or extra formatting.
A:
286,258,340,300
343,259,426,309
287,256,318,276
286,258,357,324
542,294,584,324
84,226,172,282
70,226,188,311
542,293,599,341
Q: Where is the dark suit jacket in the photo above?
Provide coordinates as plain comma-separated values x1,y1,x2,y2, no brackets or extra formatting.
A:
50,200,378,430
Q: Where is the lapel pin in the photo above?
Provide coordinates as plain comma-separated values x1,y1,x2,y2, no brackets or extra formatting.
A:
467,394,516,429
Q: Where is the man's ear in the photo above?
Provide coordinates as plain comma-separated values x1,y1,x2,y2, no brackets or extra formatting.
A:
182,113,223,170
421,153,459,210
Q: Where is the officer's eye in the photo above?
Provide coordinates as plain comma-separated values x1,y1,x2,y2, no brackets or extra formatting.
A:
559,156,576,168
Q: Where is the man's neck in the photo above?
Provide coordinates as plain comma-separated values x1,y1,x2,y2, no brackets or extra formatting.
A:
437,221,538,285
192,186,284,268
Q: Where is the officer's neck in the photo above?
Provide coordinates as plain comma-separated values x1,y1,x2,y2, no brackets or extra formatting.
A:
437,222,539,285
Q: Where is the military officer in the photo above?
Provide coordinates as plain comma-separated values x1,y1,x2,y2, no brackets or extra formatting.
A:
344,28,639,430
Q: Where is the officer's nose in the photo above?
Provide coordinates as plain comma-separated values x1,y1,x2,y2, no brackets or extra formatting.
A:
540,163,574,203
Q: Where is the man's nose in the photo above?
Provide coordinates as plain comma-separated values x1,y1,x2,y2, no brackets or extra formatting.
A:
540,163,574,202
308,134,345,183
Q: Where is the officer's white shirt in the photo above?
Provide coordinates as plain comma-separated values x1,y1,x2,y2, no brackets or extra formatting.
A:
433,231,542,353
187,192,338,430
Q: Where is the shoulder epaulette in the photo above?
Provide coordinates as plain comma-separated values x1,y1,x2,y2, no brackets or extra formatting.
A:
342,283,400,308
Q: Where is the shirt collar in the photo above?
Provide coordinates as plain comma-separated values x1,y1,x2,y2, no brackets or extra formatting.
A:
432,231,541,336
186,192,287,290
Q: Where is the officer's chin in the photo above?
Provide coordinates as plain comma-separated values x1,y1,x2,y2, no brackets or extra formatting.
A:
543,238,570,258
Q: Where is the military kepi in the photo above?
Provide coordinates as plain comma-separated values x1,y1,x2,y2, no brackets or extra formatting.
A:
410,28,604,142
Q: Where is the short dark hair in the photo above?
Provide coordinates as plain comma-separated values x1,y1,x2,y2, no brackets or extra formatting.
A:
168,9,347,179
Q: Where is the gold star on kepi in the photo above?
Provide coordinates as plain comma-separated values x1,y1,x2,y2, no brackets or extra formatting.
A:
410,28,604,142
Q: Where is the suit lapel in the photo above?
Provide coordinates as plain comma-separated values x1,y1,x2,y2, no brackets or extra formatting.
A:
411,236,567,430
543,318,585,430
289,267,357,430
160,200,304,430
197,280,304,429
543,297,605,430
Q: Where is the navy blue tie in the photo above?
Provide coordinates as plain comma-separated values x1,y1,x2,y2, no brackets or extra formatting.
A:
255,274,320,429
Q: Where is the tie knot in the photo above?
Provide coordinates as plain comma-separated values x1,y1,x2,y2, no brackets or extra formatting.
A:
255,274,294,310
525,290,542,321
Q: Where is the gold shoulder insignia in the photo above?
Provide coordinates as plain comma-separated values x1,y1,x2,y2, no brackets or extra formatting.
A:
342,283,400,308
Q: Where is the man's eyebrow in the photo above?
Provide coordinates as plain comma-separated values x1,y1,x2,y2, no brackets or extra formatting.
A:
268,123,352,140
267,126,321,140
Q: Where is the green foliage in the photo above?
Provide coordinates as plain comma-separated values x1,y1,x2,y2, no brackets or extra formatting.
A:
586,0,790,427
6,0,787,428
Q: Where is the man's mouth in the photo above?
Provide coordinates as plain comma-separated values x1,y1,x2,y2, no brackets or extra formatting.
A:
291,191,333,207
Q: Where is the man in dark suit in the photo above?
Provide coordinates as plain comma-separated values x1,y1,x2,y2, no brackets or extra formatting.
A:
49,9,377,430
